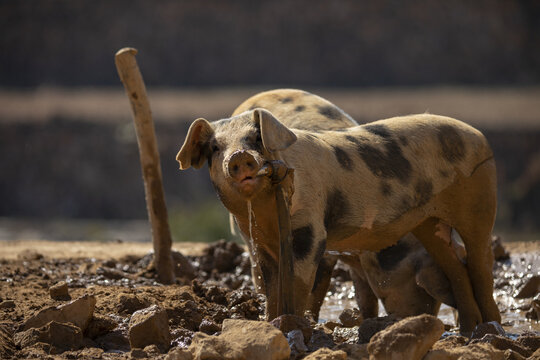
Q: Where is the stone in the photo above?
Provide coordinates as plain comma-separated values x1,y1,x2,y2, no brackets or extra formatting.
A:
117,293,150,315
339,308,363,327
85,315,118,339
189,319,290,360
14,320,83,354
303,347,347,360
0,322,16,359
431,335,468,350
515,275,540,299
334,343,369,359
530,348,540,360
503,349,527,360
471,334,533,358
516,333,540,353
166,347,193,360
128,305,171,353
367,314,444,360
130,348,147,358
0,300,15,309
288,329,308,359
307,329,335,352
333,326,359,344
357,315,398,344
526,296,540,320
424,342,505,360
49,281,70,300
95,329,130,352
198,318,221,335
271,314,313,342
21,294,96,331
470,321,506,340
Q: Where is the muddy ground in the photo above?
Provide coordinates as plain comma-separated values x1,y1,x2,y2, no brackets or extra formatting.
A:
0,239,539,359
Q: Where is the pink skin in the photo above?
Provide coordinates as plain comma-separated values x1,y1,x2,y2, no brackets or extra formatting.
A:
224,149,265,199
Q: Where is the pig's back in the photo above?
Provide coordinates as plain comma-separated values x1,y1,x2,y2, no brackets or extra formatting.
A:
232,89,358,131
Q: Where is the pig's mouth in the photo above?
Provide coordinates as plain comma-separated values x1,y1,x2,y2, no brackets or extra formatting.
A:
234,175,261,197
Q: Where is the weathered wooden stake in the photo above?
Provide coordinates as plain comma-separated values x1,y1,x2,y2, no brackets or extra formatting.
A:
115,47,175,284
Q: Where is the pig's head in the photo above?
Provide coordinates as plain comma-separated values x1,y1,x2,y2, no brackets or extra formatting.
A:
176,109,297,203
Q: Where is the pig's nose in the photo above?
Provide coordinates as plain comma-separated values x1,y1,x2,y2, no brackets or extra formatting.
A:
227,150,259,180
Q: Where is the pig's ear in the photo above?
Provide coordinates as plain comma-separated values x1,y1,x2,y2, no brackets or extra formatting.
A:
176,118,214,170
253,109,297,152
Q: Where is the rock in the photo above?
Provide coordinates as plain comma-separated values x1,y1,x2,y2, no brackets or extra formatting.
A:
431,335,468,350
144,344,162,357
288,329,308,359
307,329,335,352
357,316,398,344
199,318,221,335
492,235,510,261
530,348,540,360
188,319,290,360
339,308,363,327
117,294,150,315
172,250,196,280
367,314,444,360
333,326,359,344
128,305,171,353
516,275,540,299
167,299,203,331
271,314,313,343
130,348,147,359
0,322,16,359
0,300,15,309
303,347,348,360
85,315,118,339
95,329,130,352
14,320,83,354
189,332,244,359
516,333,540,353
49,281,70,300
470,321,506,340
334,343,369,359
471,334,533,358
21,294,96,331
166,347,193,360
504,349,527,360
424,342,505,360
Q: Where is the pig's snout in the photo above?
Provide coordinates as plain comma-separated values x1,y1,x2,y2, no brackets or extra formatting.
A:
226,150,261,182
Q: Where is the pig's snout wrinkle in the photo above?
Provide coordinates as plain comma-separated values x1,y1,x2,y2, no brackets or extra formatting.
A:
226,150,261,182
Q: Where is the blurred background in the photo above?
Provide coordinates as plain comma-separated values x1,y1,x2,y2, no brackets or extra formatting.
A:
0,0,539,243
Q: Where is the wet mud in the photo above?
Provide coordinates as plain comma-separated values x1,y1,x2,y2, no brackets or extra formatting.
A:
0,239,538,359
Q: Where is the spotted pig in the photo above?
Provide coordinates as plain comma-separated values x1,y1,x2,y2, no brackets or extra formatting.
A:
177,89,500,333
233,89,457,321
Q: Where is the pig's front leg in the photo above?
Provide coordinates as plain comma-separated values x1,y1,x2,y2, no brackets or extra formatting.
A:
289,220,328,318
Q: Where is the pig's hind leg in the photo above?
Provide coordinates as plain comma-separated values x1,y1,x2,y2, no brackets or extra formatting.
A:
412,217,482,334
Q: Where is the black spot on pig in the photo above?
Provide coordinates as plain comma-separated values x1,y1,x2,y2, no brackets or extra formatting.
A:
317,105,343,120
364,124,391,138
292,226,313,261
295,105,306,112
376,240,410,271
280,97,293,103
439,169,450,178
437,125,466,163
380,182,392,196
355,136,411,184
332,146,353,171
346,135,360,144
324,190,349,235
414,179,433,207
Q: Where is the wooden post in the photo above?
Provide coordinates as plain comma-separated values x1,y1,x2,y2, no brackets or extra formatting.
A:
115,47,175,284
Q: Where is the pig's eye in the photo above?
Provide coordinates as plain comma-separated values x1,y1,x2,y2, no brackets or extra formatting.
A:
256,134,262,143
212,145,220,153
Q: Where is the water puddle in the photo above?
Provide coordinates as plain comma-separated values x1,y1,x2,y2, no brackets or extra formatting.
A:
319,251,540,334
